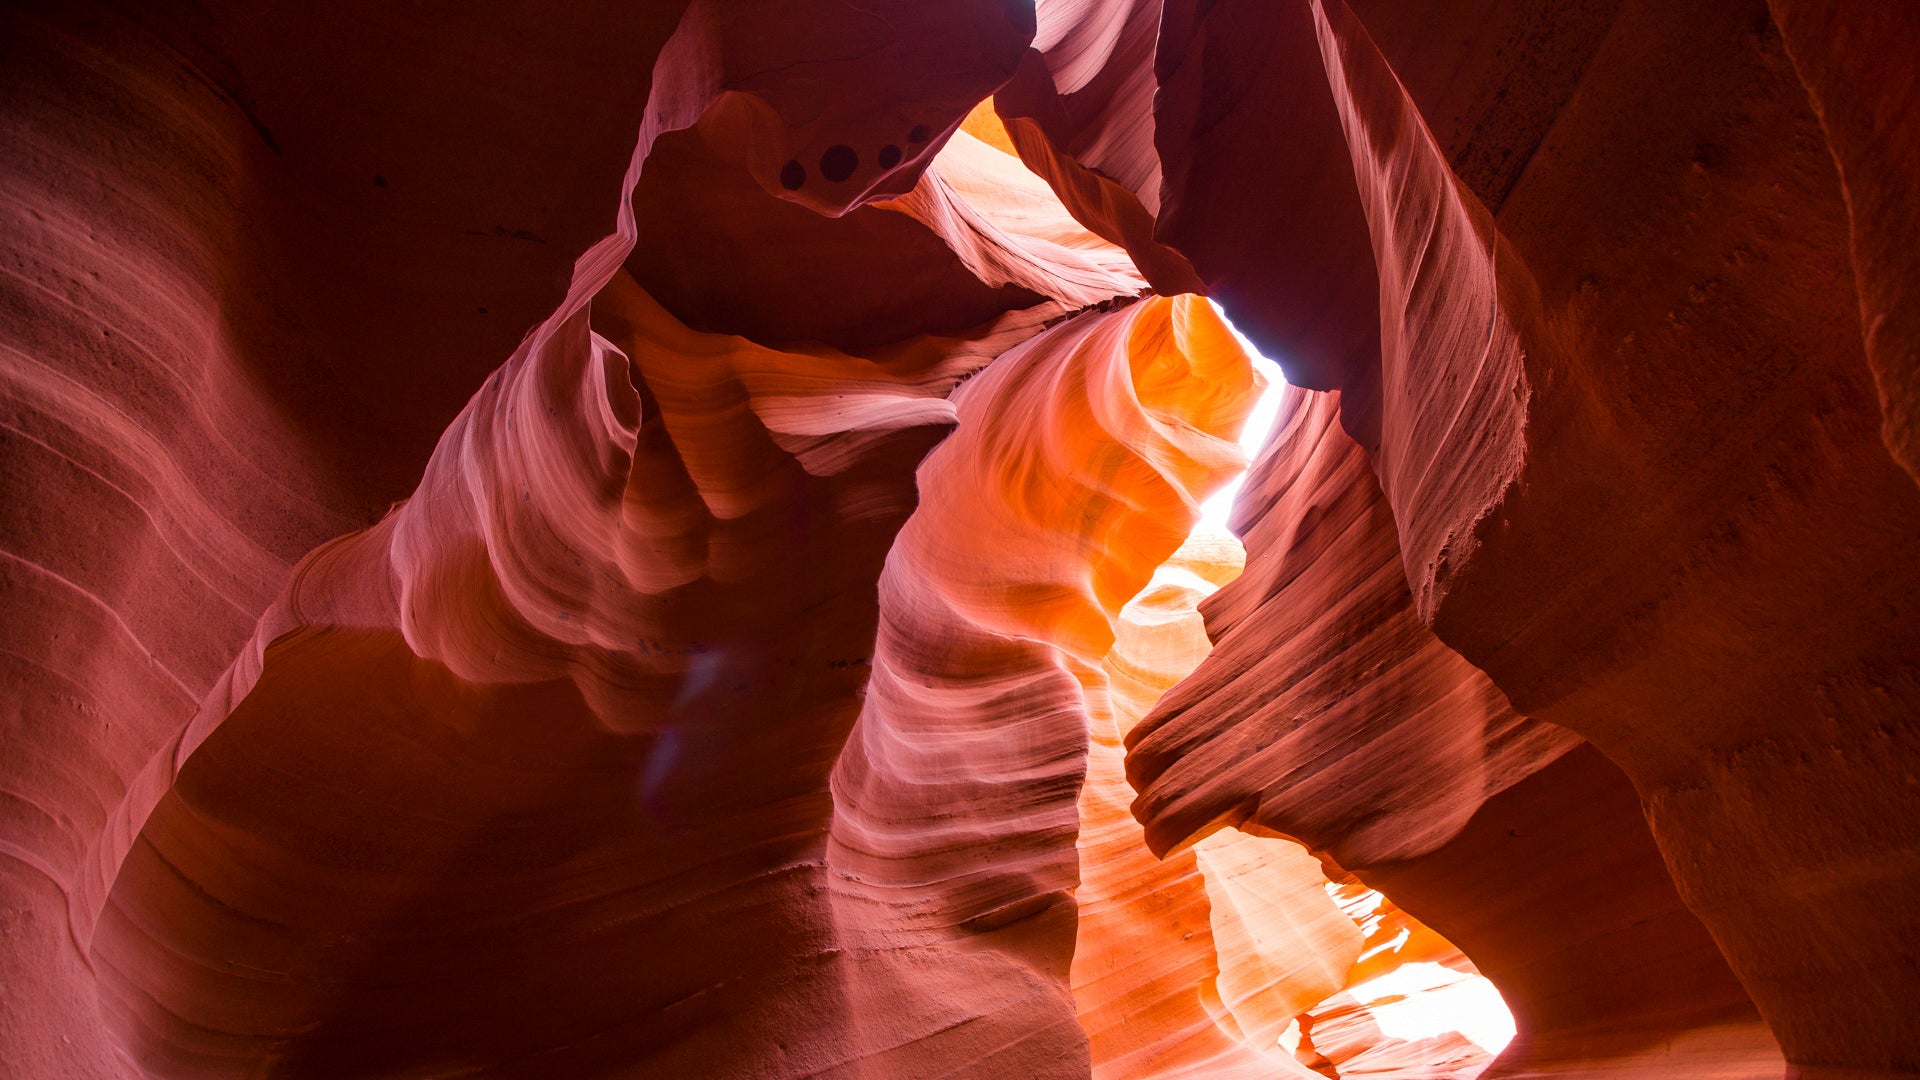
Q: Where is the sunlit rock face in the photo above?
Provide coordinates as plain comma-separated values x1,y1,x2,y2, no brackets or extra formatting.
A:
1078,530,1519,1079
4,1,1918,1079
1128,387,1580,869
1131,386,1780,1077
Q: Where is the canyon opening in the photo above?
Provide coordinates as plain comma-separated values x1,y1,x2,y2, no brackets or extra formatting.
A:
2,1,1917,1079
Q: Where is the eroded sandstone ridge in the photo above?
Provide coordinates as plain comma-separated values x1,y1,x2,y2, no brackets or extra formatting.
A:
2,0,1915,1077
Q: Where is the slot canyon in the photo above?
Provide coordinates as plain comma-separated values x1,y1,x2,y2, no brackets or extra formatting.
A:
1,0,1916,1077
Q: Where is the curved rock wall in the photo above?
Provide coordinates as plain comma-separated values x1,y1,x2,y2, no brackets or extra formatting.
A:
1081,530,1517,1079
1126,382,1776,1076
0,1,687,1074
828,294,1254,1077
91,272,1050,1076
3,0,1918,1077
1128,387,1578,867
1308,3,1920,1071
1762,1,1920,488
1000,0,1918,1073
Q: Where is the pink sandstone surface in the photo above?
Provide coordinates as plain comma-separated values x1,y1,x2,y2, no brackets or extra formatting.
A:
2,1,1916,1077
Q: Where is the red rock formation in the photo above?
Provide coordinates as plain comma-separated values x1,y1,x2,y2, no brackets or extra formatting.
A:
1312,5,1920,1073
1128,387,1578,868
1127,384,1776,1076
4,1,1046,1074
1151,0,1385,440
1766,1,1920,486
829,294,1255,1079
1080,530,1518,1079
4,0,1918,1077
1125,1,1920,1075
0,2,686,1073
993,0,1207,295
90,274,1052,1076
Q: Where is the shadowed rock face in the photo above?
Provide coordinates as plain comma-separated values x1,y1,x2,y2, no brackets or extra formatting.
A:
3,1,1917,1079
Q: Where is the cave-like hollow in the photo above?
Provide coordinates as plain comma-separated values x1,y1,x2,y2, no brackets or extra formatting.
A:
4,1,1918,1078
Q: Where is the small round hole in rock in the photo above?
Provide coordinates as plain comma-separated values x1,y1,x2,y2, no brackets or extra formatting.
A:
819,145,859,182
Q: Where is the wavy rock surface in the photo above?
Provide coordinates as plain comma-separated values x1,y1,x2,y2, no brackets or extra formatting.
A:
881,127,1148,310
3,1,1049,1075
1126,0,1920,1074
0,3,691,1075
1128,387,1578,868
1309,3,1920,1072
824,293,1259,1076
1079,532,1517,1080
4,0,1919,1077
992,0,1206,295
1151,0,1385,438
1124,381,1773,1076
86,241,1285,1074
92,269,1054,1076
1076,536,1357,1079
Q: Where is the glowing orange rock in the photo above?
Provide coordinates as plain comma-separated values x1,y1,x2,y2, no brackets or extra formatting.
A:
819,294,1257,1078
879,125,1147,310
1079,521,1523,1079
992,0,1208,296
1128,385,1576,868
6,1,1920,1076
1074,535,1359,1078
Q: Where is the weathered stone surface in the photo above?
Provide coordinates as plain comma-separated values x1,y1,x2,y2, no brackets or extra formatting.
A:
4,1,1917,1076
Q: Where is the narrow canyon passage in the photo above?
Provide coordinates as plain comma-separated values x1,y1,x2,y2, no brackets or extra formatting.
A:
2,1,1916,1079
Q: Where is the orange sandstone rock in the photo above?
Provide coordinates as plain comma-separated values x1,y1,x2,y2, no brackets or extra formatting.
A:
4,1,1919,1077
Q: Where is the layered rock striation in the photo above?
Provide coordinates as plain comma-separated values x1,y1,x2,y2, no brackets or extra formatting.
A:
2,0,1917,1078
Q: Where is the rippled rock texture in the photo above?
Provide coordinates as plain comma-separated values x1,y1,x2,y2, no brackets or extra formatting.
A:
4,0,1917,1077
